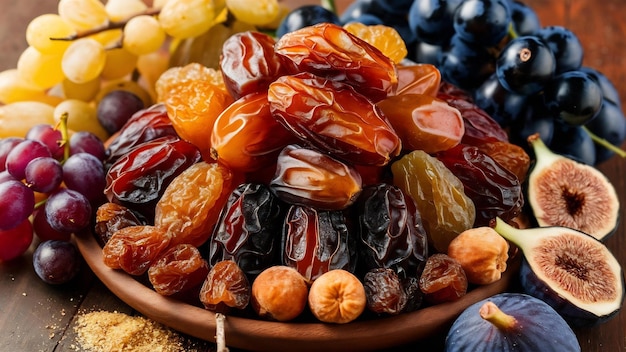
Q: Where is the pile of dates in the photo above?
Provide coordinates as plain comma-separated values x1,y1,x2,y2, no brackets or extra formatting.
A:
94,22,529,321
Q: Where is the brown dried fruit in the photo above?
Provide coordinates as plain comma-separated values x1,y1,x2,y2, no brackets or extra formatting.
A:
148,244,209,296
200,260,251,312
102,225,170,276
419,253,468,305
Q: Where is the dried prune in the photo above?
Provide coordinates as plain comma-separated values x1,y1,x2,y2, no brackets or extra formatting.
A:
104,103,178,169
200,259,251,312
436,144,524,227
419,253,468,305
282,205,357,282
148,244,209,296
102,225,170,276
220,31,287,99
208,183,285,277
363,268,407,315
391,150,476,253
275,22,398,102
210,91,297,172
155,162,238,248
94,202,143,246
268,73,401,166
104,136,202,220
354,183,428,279
269,144,362,210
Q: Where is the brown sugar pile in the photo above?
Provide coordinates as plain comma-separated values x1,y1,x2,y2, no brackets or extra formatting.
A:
73,310,190,352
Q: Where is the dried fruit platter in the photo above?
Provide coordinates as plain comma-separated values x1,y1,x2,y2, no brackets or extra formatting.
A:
75,231,518,351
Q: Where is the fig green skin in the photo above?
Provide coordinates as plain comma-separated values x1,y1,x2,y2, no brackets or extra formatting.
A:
445,293,581,352
519,258,625,327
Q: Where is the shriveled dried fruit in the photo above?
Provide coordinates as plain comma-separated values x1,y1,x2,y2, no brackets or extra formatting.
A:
208,183,285,277
275,22,398,102
219,31,286,99
269,144,362,210
354,183,428,279
155,161,237,248
94,202,142,246
104,136,202,219
363,268,407,315
156,62,226,102
282,205,357,282
210,91,296,172
419,253,468,305
251,265,308,321
436,144,524,227
200,260,251,312
163,79,234,158
391,150,476,253
447,227,509,285
476,140,531,183
148,244,209,296
308,269,367,324
268,73,401,166
102,225,170,276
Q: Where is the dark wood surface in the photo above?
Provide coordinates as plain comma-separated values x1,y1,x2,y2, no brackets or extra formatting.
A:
1,1,625,351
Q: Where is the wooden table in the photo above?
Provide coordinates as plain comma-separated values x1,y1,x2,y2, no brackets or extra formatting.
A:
1,0,625,351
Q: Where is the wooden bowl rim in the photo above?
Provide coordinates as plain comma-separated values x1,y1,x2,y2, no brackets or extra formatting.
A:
74,232,518,352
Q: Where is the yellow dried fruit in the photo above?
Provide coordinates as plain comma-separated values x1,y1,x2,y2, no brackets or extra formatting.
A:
447,227,509,285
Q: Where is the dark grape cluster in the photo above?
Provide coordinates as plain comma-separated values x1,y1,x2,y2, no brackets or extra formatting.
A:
277,0,625,165
0,118,106,282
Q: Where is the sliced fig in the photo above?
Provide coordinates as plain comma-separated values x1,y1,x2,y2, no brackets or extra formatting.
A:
445,293,581,352
526,133,619,241
493,217,624,327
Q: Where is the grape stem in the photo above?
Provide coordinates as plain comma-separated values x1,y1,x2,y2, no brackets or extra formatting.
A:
49,7,161,44
582,126,626,158
57,112,71,163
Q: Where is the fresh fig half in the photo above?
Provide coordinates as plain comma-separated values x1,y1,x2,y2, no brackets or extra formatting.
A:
526,133,619,241
493,217,624,327
445,293,581,352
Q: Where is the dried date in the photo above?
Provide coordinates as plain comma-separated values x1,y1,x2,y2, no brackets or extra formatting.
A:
281,205,357,282
208,183,285,277
268,73,401,166
354,183,428,279
269,144,362,210
435,144,524,227
274,22,398,102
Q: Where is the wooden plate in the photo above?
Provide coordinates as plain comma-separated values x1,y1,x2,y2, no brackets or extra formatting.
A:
74,231,519,352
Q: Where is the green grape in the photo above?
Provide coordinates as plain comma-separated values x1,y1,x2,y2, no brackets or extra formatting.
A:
26,14,76,55
0,69,46,104
53,99,109,140
17,46,65,89
101,48,138,80
58,0,110,31
62,38,107,84
62,77,100,102
158,0,217,39
91,29,124,47
226,0,280,26
123,15,166,56
0,101,56,138
105,0,148,22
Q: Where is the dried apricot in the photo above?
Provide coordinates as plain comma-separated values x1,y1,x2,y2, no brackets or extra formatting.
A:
308,269,366,324
155,161,237,248
343,22,407,64
200,260,250,312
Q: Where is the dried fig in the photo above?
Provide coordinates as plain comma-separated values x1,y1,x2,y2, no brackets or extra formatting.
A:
526,134,619,241
493,217,624,327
